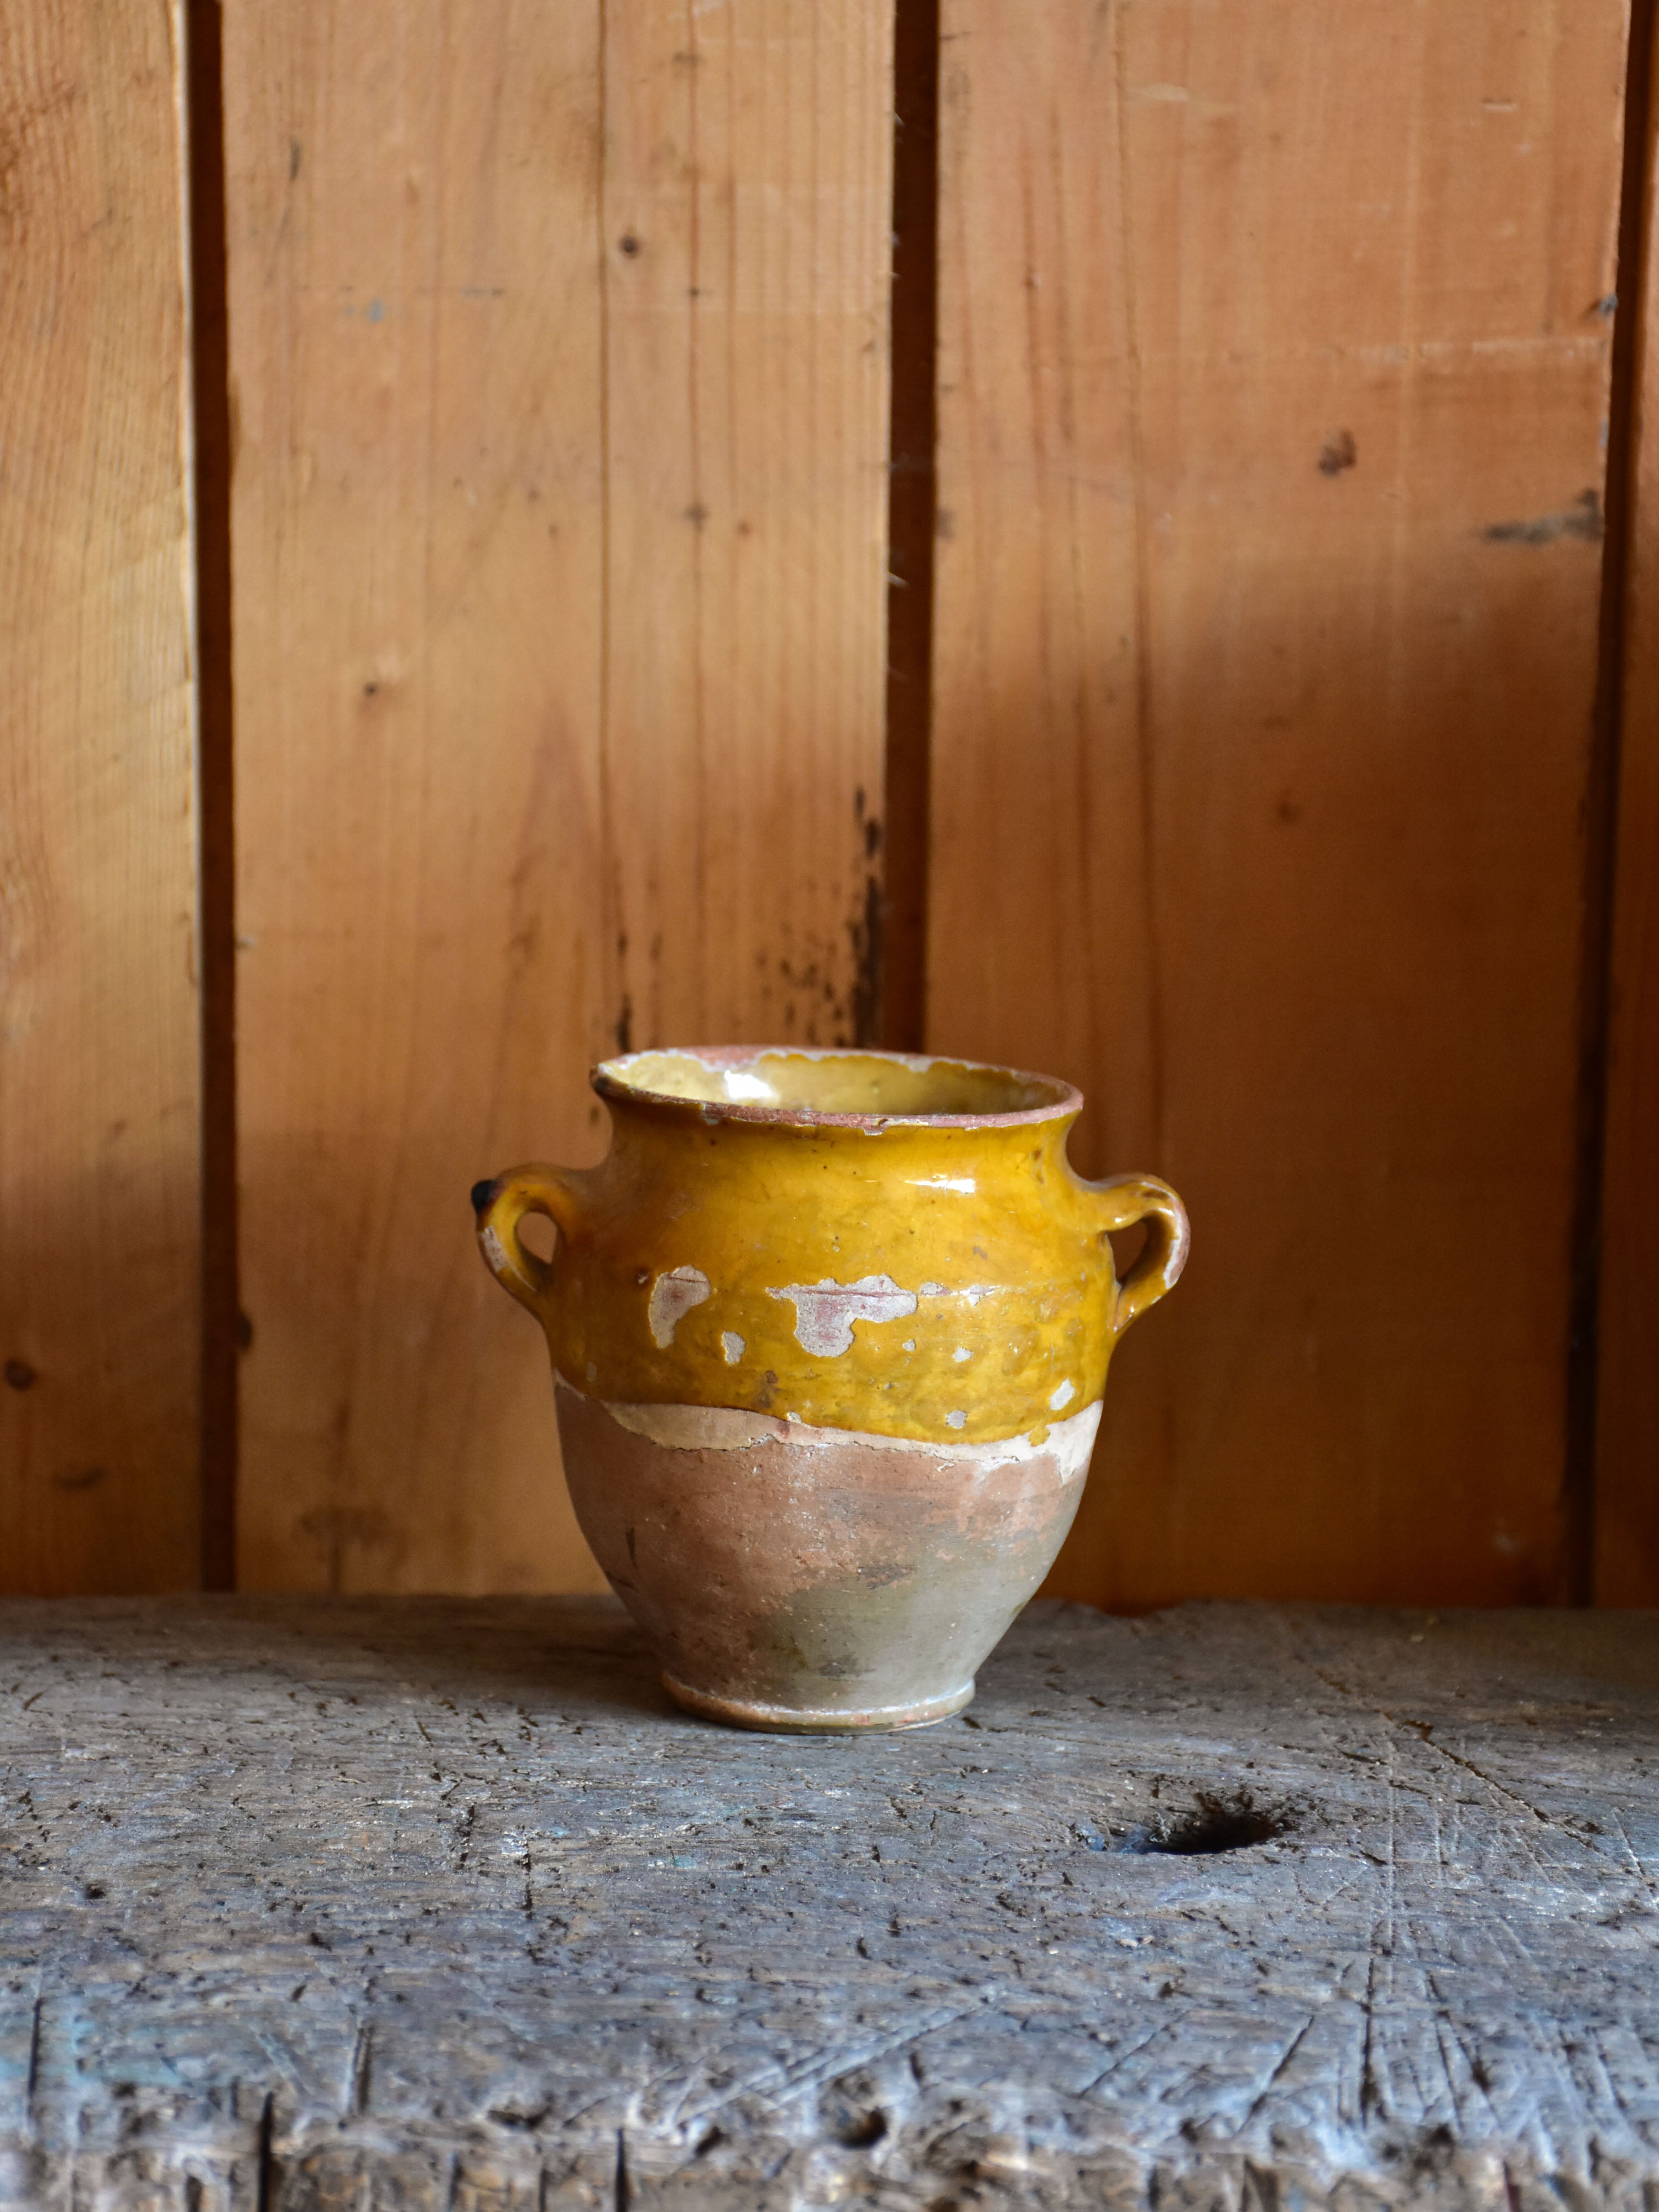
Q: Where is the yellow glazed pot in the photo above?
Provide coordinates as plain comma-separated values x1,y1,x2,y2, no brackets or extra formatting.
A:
473,1047,1187,1732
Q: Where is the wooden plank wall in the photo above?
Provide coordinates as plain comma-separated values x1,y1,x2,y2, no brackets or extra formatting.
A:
4,0,1657,1606
0,0,201,1591
224,0,893,1592
928,0,1631,1606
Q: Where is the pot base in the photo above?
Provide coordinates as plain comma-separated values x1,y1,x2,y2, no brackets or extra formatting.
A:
556,1381,1100,1731
662,1671,974,1735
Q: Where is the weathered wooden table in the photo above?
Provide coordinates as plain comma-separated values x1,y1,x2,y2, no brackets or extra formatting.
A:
1,1598,1655,2210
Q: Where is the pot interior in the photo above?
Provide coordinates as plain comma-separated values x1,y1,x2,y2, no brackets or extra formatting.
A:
597,1048,1070,1121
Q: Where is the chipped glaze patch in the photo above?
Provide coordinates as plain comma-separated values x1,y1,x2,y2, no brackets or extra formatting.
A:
591,1392,780,1451
558,1371,1103,1478
1050,1378,1076,1411
481,1225,510,1275
945,1409,967,1430
915,1279,994,1308
767,1275,919,1358
721,1332,745,1364
648,1266,712,1348
953,1347,972,1364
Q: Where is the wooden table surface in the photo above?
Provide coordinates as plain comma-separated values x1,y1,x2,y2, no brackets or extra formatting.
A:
0,1598,1655,2210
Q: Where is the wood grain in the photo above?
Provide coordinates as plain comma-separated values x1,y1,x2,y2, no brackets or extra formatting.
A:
227,1,893,1593
0,0,200,1591
1598,17,1659,1606
929,0,1630,1609
226,0,612,1595
601,0,893,1051
2,1596,1656,2206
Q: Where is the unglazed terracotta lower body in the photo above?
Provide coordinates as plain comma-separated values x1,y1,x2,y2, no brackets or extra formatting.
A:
554,1376,1099,1731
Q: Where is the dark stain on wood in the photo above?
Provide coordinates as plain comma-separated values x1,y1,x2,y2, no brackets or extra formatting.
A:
848,862,884,1048
1485,488,1605,545
49,1464,106,1491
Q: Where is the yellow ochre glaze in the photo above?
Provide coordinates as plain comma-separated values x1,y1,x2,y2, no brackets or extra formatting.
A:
473,1048,1188,1447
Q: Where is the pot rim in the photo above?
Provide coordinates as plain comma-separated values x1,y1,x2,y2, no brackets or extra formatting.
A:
591,1044,1084,1130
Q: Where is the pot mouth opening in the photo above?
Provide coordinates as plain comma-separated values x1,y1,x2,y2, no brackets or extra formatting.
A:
593,1046,1079,1126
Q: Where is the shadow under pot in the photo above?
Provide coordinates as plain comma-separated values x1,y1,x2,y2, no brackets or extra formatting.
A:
473,1046,1188,1733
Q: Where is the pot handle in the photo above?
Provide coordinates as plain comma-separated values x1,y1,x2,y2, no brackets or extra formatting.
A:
1086,1174,1190,1338
471,1164,584,1317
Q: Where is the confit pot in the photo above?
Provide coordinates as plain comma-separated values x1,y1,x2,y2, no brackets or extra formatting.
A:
473,1047,1188,1732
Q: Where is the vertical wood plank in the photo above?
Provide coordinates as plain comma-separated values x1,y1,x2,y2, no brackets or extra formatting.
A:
1598,19,1659,1606
227,1,612,1594
931,0,1629,1607
0,0,201,1592
228,0,893,1592
602,0,893,1052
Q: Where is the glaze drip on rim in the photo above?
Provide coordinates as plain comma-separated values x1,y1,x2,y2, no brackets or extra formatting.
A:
594,1046,1080,1127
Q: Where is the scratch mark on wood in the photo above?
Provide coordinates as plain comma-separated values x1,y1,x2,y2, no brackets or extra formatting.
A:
348,2022,373,2115
1,1600,1654,2206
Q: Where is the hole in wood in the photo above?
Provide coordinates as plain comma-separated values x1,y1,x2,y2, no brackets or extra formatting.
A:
837,2109,888,2149
1114,1792,1290,1856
